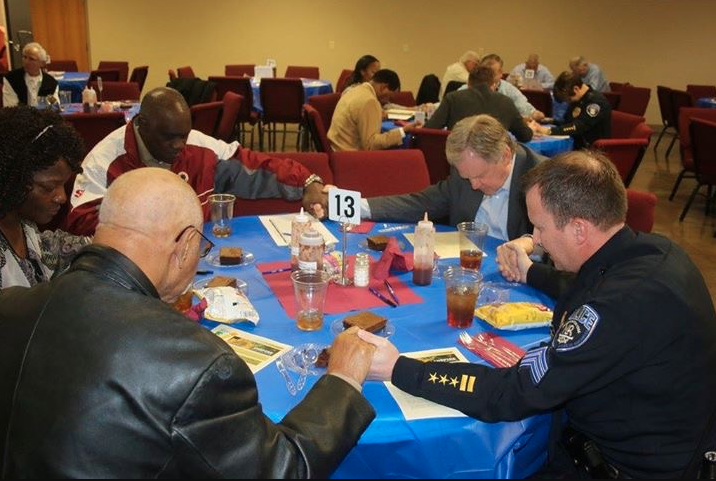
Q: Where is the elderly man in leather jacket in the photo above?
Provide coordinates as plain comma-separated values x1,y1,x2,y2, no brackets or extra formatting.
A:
0,168,376,478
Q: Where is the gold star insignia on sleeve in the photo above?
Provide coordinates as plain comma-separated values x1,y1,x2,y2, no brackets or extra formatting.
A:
428,372,438,383
450,377,459,387
439,374,449,385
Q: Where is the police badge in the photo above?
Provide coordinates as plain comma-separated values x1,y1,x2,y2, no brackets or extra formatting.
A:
553,305,600,352
572,107,581,117
586,103,601,117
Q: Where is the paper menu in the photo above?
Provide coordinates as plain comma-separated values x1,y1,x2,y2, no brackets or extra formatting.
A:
384,347,469,420
211,325,292,373
386,108,415,120
259,213,338,247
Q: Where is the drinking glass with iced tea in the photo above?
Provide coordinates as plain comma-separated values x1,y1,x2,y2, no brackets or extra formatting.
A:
457,222,488,270
443,267,482,328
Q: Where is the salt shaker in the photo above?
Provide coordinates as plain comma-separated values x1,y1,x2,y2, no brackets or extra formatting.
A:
298,228,325,273
290,207,311,271
353,252,370,287
412,212,435,286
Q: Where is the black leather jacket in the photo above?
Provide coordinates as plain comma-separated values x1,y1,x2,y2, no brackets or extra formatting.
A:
0,245,375,478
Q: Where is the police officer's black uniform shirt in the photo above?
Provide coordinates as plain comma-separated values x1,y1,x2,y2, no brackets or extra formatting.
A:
551,86,611,149
391,227,716,478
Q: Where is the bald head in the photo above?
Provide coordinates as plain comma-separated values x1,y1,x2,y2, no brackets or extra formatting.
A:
95,168,204,302
136,87,192,163
98,167,202,239
526,54,540,70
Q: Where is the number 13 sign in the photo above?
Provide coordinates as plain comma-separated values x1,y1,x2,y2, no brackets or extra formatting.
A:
328,187,361,225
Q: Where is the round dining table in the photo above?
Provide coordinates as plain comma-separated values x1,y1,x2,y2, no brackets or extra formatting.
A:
194,216,555,479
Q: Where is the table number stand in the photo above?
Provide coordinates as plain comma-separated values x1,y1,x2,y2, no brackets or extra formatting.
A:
335,218,352,286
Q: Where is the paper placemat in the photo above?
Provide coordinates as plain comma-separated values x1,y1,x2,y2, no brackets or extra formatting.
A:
211,325,292,373
258,258,422,317
259,213,338,247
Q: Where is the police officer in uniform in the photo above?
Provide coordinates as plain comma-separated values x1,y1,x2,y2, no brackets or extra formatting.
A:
536,71,611,150
358,151,716,478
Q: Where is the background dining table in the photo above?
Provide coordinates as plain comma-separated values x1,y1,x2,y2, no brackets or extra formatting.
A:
194,216,555,478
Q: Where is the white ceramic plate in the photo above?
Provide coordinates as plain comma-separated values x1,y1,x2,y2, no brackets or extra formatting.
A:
205,250,255,267
330,319,395,338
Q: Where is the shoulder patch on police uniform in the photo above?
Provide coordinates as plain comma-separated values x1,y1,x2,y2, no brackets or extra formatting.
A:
553,304,600,352
586,103,600,117
572,106,581,117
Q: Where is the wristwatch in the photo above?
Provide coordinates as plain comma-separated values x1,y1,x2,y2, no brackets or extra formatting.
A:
303,173,324,189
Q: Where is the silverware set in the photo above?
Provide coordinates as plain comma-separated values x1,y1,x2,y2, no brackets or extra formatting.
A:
458,331,522,368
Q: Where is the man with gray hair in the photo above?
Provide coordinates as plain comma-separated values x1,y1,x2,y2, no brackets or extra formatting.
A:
2,41,58,107
440,50,481,98
510,53,555,90
312,114,544,241
481,53,545,121
569,55,609,92
0,167,377,478
358,150,716,478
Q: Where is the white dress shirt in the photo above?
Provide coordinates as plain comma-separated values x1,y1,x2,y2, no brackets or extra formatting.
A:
474,153,516,241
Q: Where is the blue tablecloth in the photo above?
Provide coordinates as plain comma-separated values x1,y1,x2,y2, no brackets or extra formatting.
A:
196,217,554,478
696,97,716,108
525,135,574,157
382,120,413,148
56,71,90,103
251,78,333,113
60,102,140,122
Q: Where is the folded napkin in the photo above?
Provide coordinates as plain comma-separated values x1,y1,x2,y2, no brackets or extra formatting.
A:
459,331,526,368
372,237,414,280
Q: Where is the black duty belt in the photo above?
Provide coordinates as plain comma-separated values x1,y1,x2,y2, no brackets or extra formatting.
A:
562,426,627,479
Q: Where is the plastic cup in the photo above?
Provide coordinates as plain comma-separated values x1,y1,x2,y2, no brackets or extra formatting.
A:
208,194,236,237
443,267,482,328
291,270,331,331
457,222,488,270
59,90,72,107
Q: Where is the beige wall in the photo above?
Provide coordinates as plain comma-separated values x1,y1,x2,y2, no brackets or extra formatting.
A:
86,0,716,124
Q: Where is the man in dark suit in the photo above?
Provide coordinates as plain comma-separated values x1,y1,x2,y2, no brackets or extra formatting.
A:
425,66,536,142
365,114,544,240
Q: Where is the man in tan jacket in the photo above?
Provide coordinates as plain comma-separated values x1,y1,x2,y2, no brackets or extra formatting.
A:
328,69,420,151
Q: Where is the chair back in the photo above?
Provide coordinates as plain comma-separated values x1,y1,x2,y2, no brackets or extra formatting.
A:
656,85,674,126
303,103,332,153
330,149,430,197
207,76,257,125
177,66,196,78
88,69,120,83
225,64,255,77
232,152,333,216
284,65,320,79
97,61,129,82
444,80,465,97
129,66,149,93
616,85,651,116
215,91,243,142
63,111,126,156
388,90,416,107
609,81,629,92
671,89,695,133
689,118,716,185
416,74,441,105
677,108,716,168
307,92,340,130
521,89,552,117
625,189,657,233
602,91,621,110
410,127,450,184
336,68,353,93
46,59,78,72
611,111,646,138
88,81,140,101
190,101,223,136
593,137,649,187
167,77,217,107
686,84,716,103
260,78,304,123
168,69,177,81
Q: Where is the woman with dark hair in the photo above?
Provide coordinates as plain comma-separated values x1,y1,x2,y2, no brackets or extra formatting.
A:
342,54,380,94
0,106,89,288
